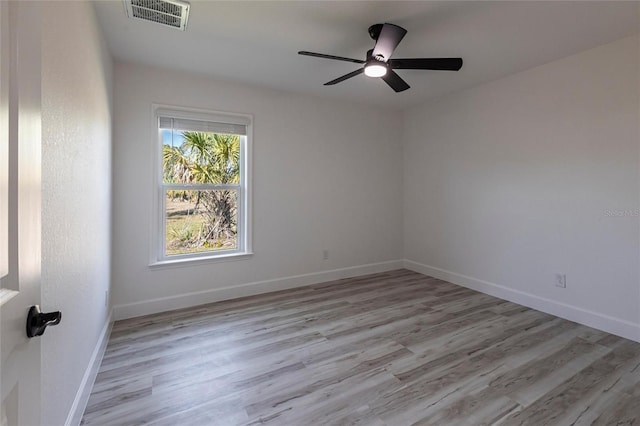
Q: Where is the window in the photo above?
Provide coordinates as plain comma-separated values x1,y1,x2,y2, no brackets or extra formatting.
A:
153,106,252,264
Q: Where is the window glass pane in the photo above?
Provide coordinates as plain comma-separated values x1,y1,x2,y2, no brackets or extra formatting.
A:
165,189,238,256
162,131,240,185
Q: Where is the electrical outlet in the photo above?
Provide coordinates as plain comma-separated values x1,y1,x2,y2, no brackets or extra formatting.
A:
555,274,566,288
322,250,329,260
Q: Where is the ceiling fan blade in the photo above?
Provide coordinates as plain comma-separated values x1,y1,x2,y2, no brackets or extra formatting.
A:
371,23,407,61
381,70,410,92
390,58,463,71
324,68,364,85
298,51,365,64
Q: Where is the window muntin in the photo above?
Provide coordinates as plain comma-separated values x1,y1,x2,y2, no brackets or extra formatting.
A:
155,107,251,263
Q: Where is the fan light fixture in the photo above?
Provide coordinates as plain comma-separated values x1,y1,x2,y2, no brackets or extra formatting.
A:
298,23,463,93
364,63,387,77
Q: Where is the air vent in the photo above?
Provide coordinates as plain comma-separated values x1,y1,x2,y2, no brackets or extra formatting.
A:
124,0,190,31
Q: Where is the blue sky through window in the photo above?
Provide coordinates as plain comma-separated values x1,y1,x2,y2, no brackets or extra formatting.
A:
161,129,185,148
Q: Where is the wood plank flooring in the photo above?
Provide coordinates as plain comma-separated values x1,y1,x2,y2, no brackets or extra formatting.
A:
82,270,640,425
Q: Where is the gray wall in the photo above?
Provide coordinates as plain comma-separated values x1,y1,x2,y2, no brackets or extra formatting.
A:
111,62,404,318
403,35,640,340
41,2,113,424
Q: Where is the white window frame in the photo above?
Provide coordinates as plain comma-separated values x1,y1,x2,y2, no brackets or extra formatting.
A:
150,104,253,266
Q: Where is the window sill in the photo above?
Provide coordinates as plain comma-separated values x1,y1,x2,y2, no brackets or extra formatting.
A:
149,251,253,269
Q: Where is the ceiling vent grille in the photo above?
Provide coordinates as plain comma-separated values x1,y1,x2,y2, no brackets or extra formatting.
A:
124,0,190,31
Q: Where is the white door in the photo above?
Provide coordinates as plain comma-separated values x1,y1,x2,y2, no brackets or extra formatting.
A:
1,2,43,425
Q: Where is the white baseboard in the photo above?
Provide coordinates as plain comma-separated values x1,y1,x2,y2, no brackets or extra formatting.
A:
65,310,113,426
404,259,640,343
113,260,404,320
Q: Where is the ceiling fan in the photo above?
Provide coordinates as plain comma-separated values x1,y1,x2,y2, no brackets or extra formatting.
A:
299,23,463,92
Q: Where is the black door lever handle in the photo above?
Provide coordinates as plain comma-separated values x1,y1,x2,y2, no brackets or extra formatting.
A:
26,305,62,338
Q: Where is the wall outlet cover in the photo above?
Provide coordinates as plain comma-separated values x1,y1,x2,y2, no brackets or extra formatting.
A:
555,273,567,288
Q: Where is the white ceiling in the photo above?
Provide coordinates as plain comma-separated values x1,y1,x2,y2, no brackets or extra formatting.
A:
93,1,639,110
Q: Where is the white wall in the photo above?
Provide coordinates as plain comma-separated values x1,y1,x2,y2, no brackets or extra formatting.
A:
111,63,403,318
404,35,640,341
41,2,113,425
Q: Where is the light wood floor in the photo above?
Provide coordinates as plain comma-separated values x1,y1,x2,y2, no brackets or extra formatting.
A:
82,270,640,425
